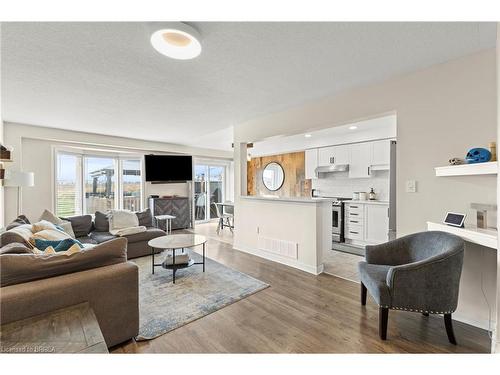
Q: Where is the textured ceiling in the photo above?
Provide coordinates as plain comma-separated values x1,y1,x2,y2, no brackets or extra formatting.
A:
1,22,496,150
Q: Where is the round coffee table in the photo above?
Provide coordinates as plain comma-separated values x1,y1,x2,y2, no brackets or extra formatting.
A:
148,234,207,283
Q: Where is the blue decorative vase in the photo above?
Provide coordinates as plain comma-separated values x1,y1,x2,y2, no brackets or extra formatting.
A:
465,148,491,164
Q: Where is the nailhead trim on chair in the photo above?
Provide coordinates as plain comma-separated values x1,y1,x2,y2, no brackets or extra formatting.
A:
380,305,453,314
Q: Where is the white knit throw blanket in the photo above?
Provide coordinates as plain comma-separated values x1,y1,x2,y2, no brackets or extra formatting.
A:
109,210,147,236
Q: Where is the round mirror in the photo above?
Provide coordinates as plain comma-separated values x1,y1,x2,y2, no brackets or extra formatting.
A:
262,162,285,191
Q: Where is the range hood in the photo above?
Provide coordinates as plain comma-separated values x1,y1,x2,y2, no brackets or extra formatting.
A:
315,164,349,175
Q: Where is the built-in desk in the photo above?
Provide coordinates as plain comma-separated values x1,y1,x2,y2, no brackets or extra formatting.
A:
427,221,497,250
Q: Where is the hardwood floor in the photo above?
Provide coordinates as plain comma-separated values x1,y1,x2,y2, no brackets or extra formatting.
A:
112,226,490,353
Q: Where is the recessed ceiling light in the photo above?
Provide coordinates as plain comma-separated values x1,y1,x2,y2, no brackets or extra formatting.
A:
304,134,312,138
349,125,358,130
150,23,202,60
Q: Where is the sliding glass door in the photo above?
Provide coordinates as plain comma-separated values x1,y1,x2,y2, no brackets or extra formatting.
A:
55,150,143,216
194,163,226,222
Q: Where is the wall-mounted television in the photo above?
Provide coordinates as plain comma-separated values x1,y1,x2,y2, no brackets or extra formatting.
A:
145,155,193,182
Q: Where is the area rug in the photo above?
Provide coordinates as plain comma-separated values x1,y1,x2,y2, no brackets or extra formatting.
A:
132,250,269,340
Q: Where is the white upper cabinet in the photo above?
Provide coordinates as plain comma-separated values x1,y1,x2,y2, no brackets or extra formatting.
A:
305,148,318,179
371,140,391,166
318,144,349,166
349,142,372,178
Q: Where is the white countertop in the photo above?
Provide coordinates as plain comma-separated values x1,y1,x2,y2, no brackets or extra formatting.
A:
427,221,497,249
346,200,389,205
240,195,335,204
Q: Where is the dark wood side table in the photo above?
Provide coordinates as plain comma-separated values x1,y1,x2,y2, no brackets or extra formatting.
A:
0,302,108,353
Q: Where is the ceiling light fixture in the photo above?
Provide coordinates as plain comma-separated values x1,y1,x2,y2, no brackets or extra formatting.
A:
349,125,358,130
150,22,202,60
304,134,312,138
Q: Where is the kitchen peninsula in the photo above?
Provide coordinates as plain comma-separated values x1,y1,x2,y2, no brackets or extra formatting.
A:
234,195,333,274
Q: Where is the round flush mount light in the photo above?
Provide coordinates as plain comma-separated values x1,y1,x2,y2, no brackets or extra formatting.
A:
304,134,312,138
150,22,201,60
349,125,358,130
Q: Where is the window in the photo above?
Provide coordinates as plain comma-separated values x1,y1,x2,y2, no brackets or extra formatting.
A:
55,150,143,216
56,153,82,217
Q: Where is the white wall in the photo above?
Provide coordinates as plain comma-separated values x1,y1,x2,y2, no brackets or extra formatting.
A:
3,123,232,222
234,49,497,332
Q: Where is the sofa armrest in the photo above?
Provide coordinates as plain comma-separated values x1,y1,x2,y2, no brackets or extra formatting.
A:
0,262,139,348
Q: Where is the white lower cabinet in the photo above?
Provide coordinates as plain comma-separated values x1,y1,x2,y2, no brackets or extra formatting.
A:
344,202,389,246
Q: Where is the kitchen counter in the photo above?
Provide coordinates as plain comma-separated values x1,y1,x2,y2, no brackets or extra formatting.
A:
347,200,389,205
240,195,335,204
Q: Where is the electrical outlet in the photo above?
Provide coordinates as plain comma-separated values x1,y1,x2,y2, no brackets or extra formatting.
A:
406,180,417,193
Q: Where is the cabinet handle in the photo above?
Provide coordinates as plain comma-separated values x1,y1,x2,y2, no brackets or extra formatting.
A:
350,220,358,223
367,166,371,175
332,156,335,164
350,231,359,234
350,213,358,216
350,205,358,208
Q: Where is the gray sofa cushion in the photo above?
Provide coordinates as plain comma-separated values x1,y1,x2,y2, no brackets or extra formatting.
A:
136,208,153,227
76,236,98,245
94,211,110,232
358,262,392,307
62,215,93,238
124,227,164,244
0,242,34,255
90,231,117,244
0,237,128,287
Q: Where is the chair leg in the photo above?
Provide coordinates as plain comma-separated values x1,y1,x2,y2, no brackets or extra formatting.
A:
379,307,389,340
422,312,429,317
361,283,367,306
444,313,457,345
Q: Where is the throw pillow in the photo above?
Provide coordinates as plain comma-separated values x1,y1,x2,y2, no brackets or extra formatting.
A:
7,224,34,244
61,215,93,238
39,209,64,225
55,222,76,238
30,229,71,246
32,220,58,233
136,208,153,227
34,238,83,252
94,211,110,232
5,215,31,230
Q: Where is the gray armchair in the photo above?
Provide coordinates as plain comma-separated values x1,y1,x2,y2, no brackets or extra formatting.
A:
358,231,464,344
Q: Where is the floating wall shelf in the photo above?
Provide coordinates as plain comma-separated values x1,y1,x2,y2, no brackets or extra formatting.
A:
434,161,497,177
427,222,497,249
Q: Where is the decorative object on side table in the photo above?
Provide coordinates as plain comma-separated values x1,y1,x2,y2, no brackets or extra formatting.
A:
465,148,491,164
368,188,376,200
470,203,496,229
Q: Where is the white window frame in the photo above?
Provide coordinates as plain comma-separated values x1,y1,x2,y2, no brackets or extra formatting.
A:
53,146,144,215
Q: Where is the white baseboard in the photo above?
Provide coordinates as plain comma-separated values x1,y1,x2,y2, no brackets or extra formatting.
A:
452,311,495,333
233,243,323,275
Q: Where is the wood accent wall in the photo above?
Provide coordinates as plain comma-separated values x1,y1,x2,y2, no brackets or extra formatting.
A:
247,151,311,197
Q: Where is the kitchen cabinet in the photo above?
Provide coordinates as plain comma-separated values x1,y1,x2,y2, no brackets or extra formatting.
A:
371,140,391,166
344,202,389,246
305,148,318,179
348,142,372,178
365,204,389,243
318,144,349,166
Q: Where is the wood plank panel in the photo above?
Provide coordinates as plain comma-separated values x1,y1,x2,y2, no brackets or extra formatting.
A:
247,151,311,197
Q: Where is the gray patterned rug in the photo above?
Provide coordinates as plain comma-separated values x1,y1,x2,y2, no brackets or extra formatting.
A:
132,250,269,340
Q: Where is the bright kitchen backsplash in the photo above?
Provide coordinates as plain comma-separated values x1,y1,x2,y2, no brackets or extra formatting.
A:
311,170,390,201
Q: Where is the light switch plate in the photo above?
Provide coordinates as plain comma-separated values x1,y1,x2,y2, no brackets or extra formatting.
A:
406,180,417,193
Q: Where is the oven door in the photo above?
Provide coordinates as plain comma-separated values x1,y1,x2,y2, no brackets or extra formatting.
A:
332,205,343,242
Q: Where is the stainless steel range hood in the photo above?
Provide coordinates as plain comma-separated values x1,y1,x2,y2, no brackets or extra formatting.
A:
315,164,349,175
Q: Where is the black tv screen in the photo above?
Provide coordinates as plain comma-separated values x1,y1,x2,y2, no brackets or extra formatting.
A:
145,155,193,182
